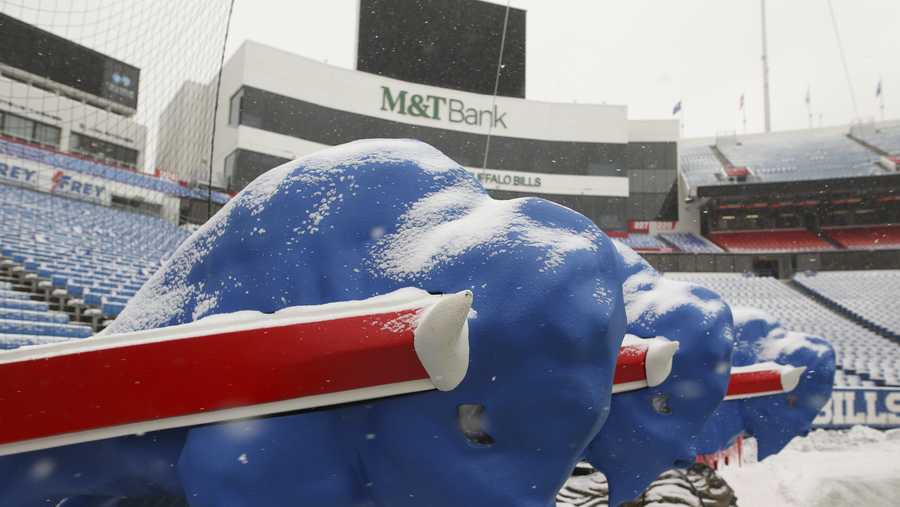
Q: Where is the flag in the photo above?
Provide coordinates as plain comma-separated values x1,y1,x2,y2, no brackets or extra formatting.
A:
672,100,682,115
805,86,811,105
876,79,882,97
739,94,745,110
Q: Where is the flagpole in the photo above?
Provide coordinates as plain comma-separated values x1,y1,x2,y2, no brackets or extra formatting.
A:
740,94,747,134
806,86,813,129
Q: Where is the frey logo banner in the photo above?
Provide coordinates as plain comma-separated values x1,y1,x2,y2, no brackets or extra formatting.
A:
50,170,108,204
0,161,38,188
812,387,900,429
380,86,507,129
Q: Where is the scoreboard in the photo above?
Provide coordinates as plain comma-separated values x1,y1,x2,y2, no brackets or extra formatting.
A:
357,0,526,98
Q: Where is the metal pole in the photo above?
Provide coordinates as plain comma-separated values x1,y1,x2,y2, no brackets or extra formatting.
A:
761,0,772,133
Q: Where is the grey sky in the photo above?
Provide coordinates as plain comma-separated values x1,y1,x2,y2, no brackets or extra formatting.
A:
225,0,899,138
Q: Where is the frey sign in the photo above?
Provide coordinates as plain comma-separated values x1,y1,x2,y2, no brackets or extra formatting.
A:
0,155,111,206
0,161,38,188
380,86,507,129
50,170,107,203
812,387,900,429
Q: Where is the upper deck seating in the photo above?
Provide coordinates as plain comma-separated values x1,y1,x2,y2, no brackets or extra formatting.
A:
709,229,834,253
619,233,673,252
825,225,900,250
659,232,723,253
854,122,900,155
679,142,724,188
716,128,880,183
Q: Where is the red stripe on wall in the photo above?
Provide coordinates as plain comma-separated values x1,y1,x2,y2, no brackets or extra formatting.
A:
0,309,428,445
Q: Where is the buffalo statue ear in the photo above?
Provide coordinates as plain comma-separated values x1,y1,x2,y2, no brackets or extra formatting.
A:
414,290,473,391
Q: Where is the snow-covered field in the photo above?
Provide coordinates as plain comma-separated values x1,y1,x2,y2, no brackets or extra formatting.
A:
720,426,900,506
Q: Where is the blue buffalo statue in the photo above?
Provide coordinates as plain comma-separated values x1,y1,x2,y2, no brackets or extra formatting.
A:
694,307,836,460
0,139,628,507
581,241,734,506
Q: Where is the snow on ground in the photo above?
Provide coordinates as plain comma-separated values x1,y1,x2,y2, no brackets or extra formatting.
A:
720,426,900,506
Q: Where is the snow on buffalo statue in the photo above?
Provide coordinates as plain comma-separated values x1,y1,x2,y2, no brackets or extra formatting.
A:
577,242,734,506
0,139,628,507
694,307,836,460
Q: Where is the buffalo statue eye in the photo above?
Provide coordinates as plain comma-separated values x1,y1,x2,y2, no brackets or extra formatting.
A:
651,394,672,415
458,404,495,447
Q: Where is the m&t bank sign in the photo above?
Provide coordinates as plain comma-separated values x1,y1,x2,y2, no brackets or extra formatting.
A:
380,86,507,129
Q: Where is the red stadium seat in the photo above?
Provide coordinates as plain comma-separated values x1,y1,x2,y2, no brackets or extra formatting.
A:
709,229,834,253
825,225,900,250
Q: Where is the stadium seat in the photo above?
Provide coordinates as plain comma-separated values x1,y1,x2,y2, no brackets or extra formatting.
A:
659,232,723,253
0,319,92,338
715,127,881,183
666,272,900,388
824,225,900,250
0,334,74,350
0,184,193,345
0,298,49,312
618,233,673,252
0,308,69,324
708,229,834,252
794,271,900,339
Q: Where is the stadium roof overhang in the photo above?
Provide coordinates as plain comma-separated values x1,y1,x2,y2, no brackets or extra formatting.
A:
697,173,900,200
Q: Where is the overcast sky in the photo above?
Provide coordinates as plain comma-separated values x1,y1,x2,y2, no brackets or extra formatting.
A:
225,0,899,139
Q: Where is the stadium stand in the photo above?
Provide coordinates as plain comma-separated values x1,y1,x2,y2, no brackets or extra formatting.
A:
714,127,882,183
659,232,723,253
0,184,191,347
824,225,900,250
679,142,724,188
0,137,231,205
854,121,900,156
666,273,900,387
618,233,673,252
794,270,900,341
708,229,834,253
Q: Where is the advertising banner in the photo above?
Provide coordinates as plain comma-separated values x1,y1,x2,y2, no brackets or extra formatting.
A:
466,166,629,198
812,387,900,429
0,156,111,205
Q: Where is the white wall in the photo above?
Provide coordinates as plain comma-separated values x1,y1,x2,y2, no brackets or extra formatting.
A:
207,40,678,194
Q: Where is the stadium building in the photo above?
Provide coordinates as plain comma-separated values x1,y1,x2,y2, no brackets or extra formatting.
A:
159,40,680,233
0,13,146,170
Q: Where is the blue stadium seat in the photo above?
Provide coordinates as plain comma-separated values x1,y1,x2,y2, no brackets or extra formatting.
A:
0,289,30,300
0,298,48,312
0,308,69,324
101,302,126,317
0,319,92,338
0,334,74,350
666,272,900,388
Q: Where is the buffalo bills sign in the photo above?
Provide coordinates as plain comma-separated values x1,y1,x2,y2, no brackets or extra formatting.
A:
813,387,900,429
